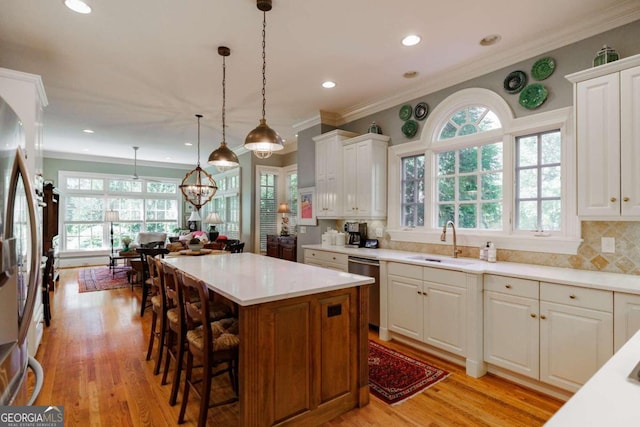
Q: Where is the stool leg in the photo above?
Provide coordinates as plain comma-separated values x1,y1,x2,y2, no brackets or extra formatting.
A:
177,351,193,424
161,329,175,386
153,312,166,375
145,310,157,361
169,330,185,406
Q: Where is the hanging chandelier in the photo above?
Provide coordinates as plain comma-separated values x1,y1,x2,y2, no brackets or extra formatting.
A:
244,0,284,159
180,114,218,210
208,46,239,172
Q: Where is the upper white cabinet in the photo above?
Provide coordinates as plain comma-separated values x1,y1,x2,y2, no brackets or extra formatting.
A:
313,130,358,218
567,55,640,218
342,133,389,219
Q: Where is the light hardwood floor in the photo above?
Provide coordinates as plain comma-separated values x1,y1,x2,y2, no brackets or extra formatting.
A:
32,267,564,426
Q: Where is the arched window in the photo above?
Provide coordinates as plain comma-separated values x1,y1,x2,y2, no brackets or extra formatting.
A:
438,105,501,140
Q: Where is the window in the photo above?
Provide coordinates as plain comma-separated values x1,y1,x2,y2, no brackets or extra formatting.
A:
60,171,181,251
202,169,241,240
516,130,561,231
401,154,425,227
388,88,577,254
255,165,298,253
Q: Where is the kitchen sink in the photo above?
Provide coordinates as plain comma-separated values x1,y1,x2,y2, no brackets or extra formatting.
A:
405,255,475,266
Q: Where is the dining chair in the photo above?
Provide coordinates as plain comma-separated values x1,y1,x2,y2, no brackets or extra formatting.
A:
146,256,168,375
137,247,169,316
225,241,244,253
178,271,239,427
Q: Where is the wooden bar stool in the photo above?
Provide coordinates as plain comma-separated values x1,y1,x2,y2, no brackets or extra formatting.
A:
177,271,239,427
145,256,167,375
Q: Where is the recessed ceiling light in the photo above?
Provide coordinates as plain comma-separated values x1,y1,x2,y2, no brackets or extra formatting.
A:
322,81,336,89
82,129,94,133
403,71,419,79
184,142,193,146
402,34,421,47
64,0,92,14
479,34,501,46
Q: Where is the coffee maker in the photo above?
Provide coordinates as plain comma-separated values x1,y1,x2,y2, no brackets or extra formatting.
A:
345,222,367,247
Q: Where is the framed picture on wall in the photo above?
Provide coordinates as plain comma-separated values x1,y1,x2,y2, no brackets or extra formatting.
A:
298,187,316,226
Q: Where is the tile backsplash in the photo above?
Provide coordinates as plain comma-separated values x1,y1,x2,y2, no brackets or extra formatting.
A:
377,221,640,275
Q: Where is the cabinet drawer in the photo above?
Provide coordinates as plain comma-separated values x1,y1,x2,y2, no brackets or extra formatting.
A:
484,274,539,299
304,249,347,266
423,267,466,288
540,282,612,312
388,262,422,280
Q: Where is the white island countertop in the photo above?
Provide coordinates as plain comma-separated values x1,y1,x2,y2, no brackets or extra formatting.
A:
545,329,640,426
163,252,373,306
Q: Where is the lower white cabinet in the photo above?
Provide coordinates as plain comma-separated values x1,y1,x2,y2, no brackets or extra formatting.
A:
484,276,613,393
303,249,348,272
388,262,467,357
613,292,640,351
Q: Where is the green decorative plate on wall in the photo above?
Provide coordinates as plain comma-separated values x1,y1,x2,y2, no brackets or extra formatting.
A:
518,83,548,110
399,104,412,121
531,57,555,80
401,119,419,138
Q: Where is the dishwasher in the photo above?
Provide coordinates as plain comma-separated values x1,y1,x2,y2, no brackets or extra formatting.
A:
347,256,380,327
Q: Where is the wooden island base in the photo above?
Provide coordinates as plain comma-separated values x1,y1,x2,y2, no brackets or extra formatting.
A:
238,285,370,426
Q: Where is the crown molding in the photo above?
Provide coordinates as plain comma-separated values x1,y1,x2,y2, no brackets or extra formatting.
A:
0,67,48,106
44,150,192,169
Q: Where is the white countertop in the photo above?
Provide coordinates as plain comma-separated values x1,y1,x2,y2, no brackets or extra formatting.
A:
163,252,374,306
303,244,640,295
545,329,640,426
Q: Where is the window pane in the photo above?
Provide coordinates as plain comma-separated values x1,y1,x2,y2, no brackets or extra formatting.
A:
438,151,455,175
518,169,538,198
458,204,477,228
541,166,561,197
468,106,486,124
541,200,561,231
111,199,144,220
404,181,416,203
403,205,416,227
146,199,178,220
438,177,455,201
147,182,177,193
438,204,454,226
518,136,538,167
481,173,503,200
478,111,501,131
109,179,143,192
451,109,466,126
65,224,104,249
403,157,416,179
439,123,457,140
458,147,477,173
518,201,538,230
480,203,502,230
459,124,477,136
459,176,477,201
481,143,502,171
542,131,561,164
65,197,104,221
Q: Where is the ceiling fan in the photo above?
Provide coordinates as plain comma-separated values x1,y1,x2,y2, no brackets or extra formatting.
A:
130,146,161,182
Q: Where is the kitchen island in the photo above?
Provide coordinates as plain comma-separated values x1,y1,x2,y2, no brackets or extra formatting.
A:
163,253,374,426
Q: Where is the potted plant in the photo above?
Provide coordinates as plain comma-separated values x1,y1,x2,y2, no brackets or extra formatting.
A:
188,237,203,252
121,236,133,251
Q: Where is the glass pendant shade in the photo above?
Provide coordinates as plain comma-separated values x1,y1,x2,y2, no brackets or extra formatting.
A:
180,114,218,210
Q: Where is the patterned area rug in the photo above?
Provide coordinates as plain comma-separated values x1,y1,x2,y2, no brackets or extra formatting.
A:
78,266,130,293
368,340,450,405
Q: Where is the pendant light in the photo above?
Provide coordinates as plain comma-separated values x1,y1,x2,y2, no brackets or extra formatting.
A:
244,0,284,159
180,114,218,211
208,46,239,172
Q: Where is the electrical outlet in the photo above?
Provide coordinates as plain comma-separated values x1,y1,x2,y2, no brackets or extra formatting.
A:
602,237,615,253
299,226,306,234
375,227,384,238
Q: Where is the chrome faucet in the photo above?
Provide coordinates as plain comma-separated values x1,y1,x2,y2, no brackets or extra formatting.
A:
440,220,462,258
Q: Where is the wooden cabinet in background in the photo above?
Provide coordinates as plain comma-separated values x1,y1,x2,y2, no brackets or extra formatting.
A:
266,235,297,262
42,183,59,255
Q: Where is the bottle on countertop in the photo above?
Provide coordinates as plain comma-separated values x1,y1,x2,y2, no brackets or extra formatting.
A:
487,242,497,263
479,244,487,261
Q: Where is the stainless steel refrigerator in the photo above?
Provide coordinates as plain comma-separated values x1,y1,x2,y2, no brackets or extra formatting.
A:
0,95,43,405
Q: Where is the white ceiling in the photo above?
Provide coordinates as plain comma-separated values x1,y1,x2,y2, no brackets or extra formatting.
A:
1,0,639,167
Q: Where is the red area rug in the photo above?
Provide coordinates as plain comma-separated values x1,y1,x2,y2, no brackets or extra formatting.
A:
78,266,130,293
368,340,450,405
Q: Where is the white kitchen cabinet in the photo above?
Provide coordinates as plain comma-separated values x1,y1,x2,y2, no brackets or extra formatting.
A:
539,282,613,392
387,262,467,356
567,55,640,218
484,275,540,379
313,130,358,218
303,248,348,272
342,133,389,219
614,292,640,351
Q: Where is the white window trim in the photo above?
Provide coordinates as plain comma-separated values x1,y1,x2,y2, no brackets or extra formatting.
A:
388,88,581,255
254,164,297,252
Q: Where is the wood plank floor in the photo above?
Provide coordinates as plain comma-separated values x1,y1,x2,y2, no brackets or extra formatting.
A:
32,267,564,426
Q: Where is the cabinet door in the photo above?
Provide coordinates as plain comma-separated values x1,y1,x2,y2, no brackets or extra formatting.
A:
343,143,358,217
484,291,539,379
353,141,372,216
315,139,329,217
539,301,613,392
266,235,279,258
614,292,640,351
423,281,466,356
576,73,620,217
620,65,640,216
280,244,297,262
388,274,423,340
